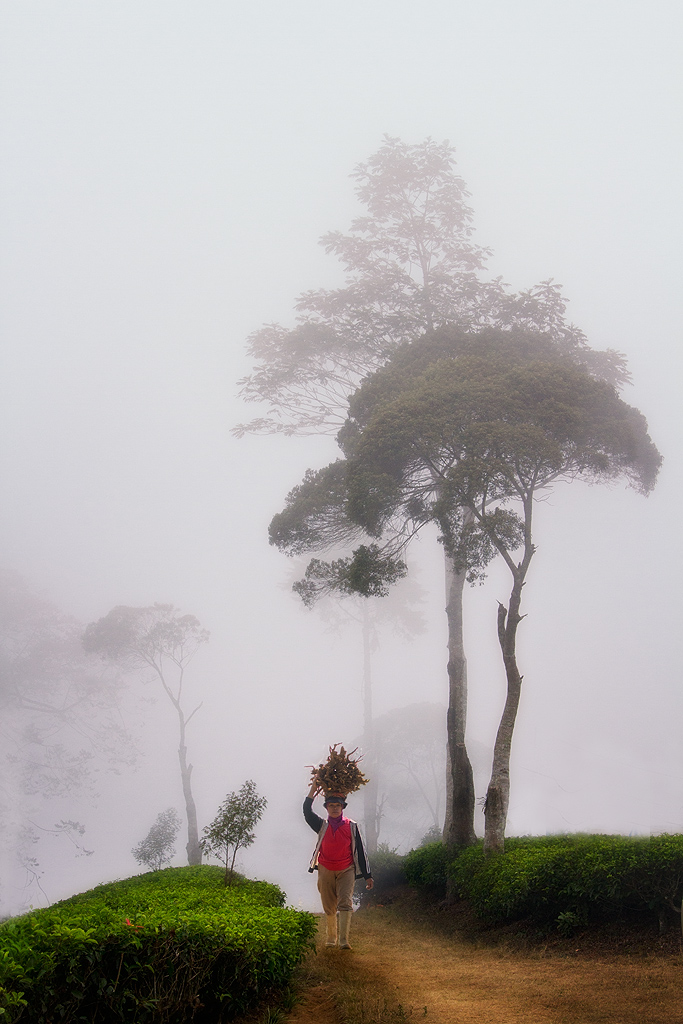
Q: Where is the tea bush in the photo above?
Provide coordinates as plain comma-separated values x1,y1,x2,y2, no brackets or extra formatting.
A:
0,866,316,1022
370,844,407,890
403,841,449,894
405,834,683,931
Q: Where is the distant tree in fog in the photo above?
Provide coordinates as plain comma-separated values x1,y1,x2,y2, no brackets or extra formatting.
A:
236,136,626,440
83,604,209,866
0,569,134,904
132,807,181,872
0,569,134,797
291,554,424,854
237,136,628,851
201,780,267,886
371,703,446,848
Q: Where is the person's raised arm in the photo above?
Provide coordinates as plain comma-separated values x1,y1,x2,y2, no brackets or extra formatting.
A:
303,780,324,831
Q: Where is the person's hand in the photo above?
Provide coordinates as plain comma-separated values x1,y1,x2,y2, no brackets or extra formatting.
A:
307,781,321,799
365,878,374,890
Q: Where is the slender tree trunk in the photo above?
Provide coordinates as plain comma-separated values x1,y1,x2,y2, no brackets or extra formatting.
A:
442,552,476,852
228,845,239,884
483,493,535,856
483,571,526,856
361,604,380,854
177,711,202,865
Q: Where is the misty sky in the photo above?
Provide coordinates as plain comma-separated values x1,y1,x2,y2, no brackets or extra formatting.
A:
1,1,682,912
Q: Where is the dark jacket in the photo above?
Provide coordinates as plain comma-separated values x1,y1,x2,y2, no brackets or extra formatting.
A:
303,797,372,879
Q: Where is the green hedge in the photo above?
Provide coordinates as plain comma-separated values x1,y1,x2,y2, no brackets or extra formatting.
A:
405,834,683,932
0,866,316,1022
368,844,407,892
404,841,450,892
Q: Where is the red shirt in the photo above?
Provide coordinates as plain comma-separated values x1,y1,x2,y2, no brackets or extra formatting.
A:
318,818,354,871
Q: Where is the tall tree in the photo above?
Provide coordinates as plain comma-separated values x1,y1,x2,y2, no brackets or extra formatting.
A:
336,328,661,852
240,137,627,849
270,328,660,851
83,604,209,865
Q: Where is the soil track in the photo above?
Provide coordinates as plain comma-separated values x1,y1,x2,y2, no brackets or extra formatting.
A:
285,901,683,1024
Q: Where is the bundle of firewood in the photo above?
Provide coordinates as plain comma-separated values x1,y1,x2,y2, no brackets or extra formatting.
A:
308,744,368,796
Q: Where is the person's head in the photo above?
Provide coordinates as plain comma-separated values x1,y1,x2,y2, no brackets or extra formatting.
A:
323,794,347,816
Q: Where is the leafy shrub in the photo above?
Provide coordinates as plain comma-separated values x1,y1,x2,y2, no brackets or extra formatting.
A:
404,841,450,893
420,825,443,847
201,780,267,886
0,866,315,1022
369,844,407,892
406,834,683,931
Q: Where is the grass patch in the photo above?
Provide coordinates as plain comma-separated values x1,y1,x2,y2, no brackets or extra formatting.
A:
285,917,419,1023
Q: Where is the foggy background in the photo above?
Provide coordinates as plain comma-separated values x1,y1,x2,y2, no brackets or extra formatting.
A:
1,1,681,915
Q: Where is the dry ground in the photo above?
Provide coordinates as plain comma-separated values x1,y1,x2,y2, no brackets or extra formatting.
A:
282,899,683,1024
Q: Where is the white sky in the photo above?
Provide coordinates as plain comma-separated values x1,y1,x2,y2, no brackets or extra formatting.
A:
1,1,682,912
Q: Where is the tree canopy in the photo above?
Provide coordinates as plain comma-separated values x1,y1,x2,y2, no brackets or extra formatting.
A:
271,327,659,565
83,605,208,674
237,137,627,437
339,329,660,558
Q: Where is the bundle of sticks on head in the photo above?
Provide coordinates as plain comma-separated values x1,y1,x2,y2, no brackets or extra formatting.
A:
308,743,369,797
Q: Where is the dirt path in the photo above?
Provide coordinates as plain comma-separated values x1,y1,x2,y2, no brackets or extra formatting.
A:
286,905,683,1024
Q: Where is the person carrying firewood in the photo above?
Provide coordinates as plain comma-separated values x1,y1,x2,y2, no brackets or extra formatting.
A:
304,781,373,949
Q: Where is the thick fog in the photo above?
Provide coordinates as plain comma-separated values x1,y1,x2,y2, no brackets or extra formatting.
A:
1,2,682,916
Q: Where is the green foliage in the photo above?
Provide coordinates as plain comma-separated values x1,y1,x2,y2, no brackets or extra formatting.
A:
420,825,443,847
268,462,356,555
202,782,267,885
404,842,450,893
0,866,315,1022
368,844,407,892
270,328,661,600
292,545,407,606
406,835,683,931
132,808,181,872
342,329,661,557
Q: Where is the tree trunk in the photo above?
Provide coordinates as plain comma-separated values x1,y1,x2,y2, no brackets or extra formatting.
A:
177,713,202,865
442,553,476,852
483,573,525,856
361,603,380,854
